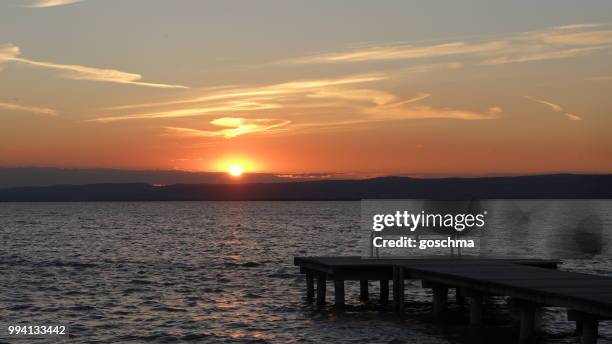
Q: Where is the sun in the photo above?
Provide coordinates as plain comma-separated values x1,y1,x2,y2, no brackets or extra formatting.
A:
228,165,244,177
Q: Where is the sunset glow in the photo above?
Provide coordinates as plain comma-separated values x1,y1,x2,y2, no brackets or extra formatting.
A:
228,165,244,177
1,2,611,176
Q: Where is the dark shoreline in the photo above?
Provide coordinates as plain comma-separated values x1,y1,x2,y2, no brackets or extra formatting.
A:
1,174,611,201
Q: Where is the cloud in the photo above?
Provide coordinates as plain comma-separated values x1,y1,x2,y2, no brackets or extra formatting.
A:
0,44,20,62
363,103,502,121
524,96,582,121
0,43,186,89
0,101,56,115
165,117,291,139
104,73,387,111
293,41,505,64
553,23,612,30
307,88,398,105
290,97,501,134
524,96,563,112
92,101,279,123
401,62,463,74
586,75,612,81
26,0,83,8
91,73,390,122
290,24,611,66
565,113,582,121
534,30,612,46
27,0,82,8
481,46,609,65
92,71,496,133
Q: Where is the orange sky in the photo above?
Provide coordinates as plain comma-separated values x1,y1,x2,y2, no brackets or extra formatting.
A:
1,1,611,176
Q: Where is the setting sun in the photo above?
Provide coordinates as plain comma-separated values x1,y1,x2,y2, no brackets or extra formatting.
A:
228,165,244,177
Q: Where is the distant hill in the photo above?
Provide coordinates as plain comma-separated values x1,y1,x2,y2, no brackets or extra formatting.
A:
0,174,611,201
0,167,318,188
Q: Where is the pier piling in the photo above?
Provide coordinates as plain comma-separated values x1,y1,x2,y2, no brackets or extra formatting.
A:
432,284,448,318
316,272,326,305
380,280,389,306
469,293,484,326
295,257,612,343
518,302,536,344
334,279,345,308
360,280,369,301
306,271,314,301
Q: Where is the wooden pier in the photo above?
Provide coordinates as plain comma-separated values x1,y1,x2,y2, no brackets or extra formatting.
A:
294,256,612,344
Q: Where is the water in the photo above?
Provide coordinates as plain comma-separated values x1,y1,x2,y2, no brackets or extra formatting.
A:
1,202,611,343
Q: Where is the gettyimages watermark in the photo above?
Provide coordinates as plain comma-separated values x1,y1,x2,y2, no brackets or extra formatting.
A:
360,200,612,259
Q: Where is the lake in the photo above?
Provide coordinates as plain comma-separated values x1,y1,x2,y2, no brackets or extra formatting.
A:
1,201,611,343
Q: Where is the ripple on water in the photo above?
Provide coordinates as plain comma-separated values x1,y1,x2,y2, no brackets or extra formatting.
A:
1,201,612,343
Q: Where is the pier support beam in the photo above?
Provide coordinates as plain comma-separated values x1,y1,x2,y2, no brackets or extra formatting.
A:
393,266,405,312
469,294,484,326
432,285,448,318
568,311,601,344
518,302,536,344
360,280,369,301
455,288,465,306
576,320,583,335
581,317,598,344
305,271,314,301
316,272,326,305
334,279,345,309
380,280,389,306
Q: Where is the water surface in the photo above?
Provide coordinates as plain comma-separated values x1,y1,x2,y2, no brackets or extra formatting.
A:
1,202,611,343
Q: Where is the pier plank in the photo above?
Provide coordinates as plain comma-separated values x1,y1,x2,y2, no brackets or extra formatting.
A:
295,256,611,343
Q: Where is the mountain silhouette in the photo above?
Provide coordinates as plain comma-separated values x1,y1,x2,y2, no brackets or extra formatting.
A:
0,174,610,201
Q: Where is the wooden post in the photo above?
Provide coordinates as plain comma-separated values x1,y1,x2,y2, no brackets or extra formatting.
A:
392,266,399,311
398,268,405,312
576,320,583,335
316,272,326,305
581,317,598,344
568,310,600,344
359,280,369,301
380,279,389,306
519,302,535,344
455,288,465,306
432,285,448,317
306,271,314,301
334,278,345,309
393,266,405,312
469,294,484,326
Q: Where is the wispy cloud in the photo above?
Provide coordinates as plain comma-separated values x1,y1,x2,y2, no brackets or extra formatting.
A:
104,73,387,111
289,24,612,66
481,46,608,65
531,30,612,46
92,101,279,123
564,113,582,121
401,62,463,74
307,88,399,105
0,43,186,89
0,44,20,61
524,96,582,120
553,23,611,30
0,101,57,115
586,75,612,81
524,96,563,112
293,41,505,64
363,103,502,122
26,0,82,8
166,117,291,139
90,73,389,122
92,69,500,134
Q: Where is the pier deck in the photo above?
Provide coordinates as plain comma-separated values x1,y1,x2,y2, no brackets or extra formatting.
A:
294,256,611,344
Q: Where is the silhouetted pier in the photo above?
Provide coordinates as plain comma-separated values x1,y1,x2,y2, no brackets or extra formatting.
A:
294,256,612,344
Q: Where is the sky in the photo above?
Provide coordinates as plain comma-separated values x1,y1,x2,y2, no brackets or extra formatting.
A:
1,0,611,177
